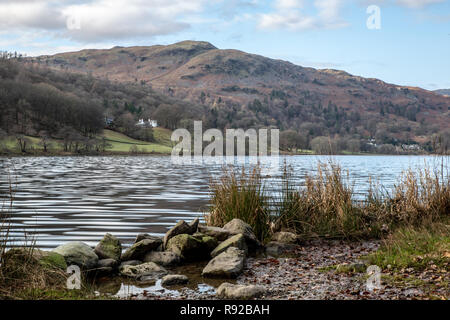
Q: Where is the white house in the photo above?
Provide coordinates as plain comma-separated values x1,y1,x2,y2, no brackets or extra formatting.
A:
136,119,158,128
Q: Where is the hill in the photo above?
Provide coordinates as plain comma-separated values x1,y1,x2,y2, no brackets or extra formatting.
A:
33,41,450,153
435,89,450,97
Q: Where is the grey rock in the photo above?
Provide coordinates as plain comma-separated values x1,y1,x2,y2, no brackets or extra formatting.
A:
163,218,199,249
217,283,266,299
119,262,168,279
161,274,189,286
95,233,122,261
143,251,181,267
211,233,247,258
134,233,162,244
202,247,246,278
53,241,99,269
165,234,206,261
121,238,162,261
223,219,261,251
119,260,142,269
97,258,119,269
272,231,298,244
198,225,232,241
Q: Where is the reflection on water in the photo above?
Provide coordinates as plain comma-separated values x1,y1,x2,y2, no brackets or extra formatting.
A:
0,155,444,249
93,261,225,298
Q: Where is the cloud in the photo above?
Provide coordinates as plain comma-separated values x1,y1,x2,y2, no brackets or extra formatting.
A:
0,0,207,42
395,0,446,8
258,0,349,31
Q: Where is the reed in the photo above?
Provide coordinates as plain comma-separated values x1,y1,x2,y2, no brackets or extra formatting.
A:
205,158,450,241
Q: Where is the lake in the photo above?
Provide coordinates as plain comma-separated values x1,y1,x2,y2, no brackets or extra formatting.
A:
0,155,446,249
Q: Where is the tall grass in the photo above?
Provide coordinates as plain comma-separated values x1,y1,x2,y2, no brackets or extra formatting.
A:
206,159,450,241
206,166,270,242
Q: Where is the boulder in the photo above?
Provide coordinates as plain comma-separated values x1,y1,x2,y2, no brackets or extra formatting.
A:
95,233,122,261
98,258,119,269
265,241,298,257
134,233,163,245
143,251,181,267
119,262,167,280
165,234,205,261
121,238,162,261
163,218,200,248
33,249,67,270
198,225,231,241
210,234,247,258
201,236,219,253
272,231,298,244
217,283,266,299
4,248,67,270
223,219,261,251
202,247,246,278
53,242,99,269
119,260,142,269
161,274,189,286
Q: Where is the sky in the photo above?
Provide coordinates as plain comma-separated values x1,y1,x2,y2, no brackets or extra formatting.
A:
0,0,449,90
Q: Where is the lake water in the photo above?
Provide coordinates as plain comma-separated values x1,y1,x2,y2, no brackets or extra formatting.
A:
0,155,446,249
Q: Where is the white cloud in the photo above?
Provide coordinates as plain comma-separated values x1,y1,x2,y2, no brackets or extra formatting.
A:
395,0,446,8
258,0,348,31
0,0,207,42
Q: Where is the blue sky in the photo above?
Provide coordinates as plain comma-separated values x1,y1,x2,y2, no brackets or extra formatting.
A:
0,0,449,90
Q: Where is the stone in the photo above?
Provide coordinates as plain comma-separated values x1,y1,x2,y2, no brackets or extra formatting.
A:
53,242,99,269
223,219,261,251
161,274,189,286
210,234,247,258
272,231,298,244
119,260,142,269
201,236,219,253
198,225,232,241
163,218,199,248
119,262,168,279
97,258,119,269
202,247,246,278
134,233,162,244
166,234,205,261
4,248,67,270
95,233,122,261
265,241,298,257
121,238,162,261
217,283,266,299
143,251,181,267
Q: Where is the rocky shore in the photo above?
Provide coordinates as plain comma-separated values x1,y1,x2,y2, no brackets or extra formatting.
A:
10,218,448,300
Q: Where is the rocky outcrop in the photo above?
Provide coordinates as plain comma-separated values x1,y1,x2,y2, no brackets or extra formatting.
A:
121,238,162,261
210,233,247,258
94,233,122,261
202,247,246,278
223,219,261,251
163,218,199,249
161,274,189,286
134,233,163,245
119,262,167,280
217,283,266,299
119,260,142,269
143,251,181,267
53,242,99,269
198,225,232,241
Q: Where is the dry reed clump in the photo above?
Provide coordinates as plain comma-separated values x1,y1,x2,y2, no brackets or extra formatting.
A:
205,166,270,242
206,159,450,241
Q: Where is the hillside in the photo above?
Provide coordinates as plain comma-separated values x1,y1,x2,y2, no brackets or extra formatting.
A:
33,41,450,153
435,89,450,97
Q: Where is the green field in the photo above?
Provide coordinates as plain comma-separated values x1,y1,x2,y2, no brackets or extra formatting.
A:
1,128,174,155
